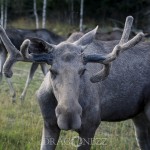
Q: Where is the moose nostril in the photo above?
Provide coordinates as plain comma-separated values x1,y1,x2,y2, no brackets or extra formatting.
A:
78,108,82,117
77,105,82,116
55,107,62,117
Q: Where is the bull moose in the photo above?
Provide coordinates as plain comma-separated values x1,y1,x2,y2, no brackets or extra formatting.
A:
0,28,64,102
1,16,149,150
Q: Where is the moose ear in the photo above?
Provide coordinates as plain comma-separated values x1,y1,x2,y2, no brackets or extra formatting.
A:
74,26,98,49
26,37,56,54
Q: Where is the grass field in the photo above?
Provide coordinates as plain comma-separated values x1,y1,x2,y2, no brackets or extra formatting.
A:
0,62,140,150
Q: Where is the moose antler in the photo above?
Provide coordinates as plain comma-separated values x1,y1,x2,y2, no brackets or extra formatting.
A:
83,16,144,83
0,26,25,78
0,26,54,78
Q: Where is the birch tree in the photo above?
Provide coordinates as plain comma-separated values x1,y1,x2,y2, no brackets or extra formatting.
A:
70,0,74,25
33,0,39,29
42,0,47,28
1,0,4,27
79,0,84,32
4,0,7,29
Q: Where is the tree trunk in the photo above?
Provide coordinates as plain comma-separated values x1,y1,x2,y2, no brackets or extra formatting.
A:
33,0,39,29
71,0,74,25
4,0,7,29
1,0,4,27
42,0,47,28
79,0,84,32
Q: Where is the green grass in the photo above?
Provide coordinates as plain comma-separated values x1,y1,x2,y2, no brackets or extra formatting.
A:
8,17,114,37
8,18,78,37
0,62,139,150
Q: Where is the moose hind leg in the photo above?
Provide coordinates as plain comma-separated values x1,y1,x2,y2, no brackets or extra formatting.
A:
20,63,38,101
5,77,16,103
133,113,150,150
0,48,7,83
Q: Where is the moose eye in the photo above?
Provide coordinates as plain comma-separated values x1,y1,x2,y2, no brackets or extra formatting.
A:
78,68,86,76
50,69,58,79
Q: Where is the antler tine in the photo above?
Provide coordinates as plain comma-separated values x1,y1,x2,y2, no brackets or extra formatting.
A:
121,32,144,52
90,64,111,83
20,39,33,60
119,16,133,45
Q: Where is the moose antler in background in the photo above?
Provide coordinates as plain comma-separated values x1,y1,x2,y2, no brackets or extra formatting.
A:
0,26,53,78
83,16,144,83
0,26,24,78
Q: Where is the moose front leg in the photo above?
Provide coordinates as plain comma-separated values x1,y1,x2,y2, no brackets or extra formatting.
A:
0,47,7,83
5,77,16,103
133,113,150,150
41,121,60,150
77,126,99,150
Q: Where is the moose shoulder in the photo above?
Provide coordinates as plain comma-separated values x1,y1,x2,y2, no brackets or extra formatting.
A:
1,16,150,150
